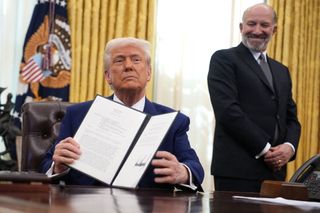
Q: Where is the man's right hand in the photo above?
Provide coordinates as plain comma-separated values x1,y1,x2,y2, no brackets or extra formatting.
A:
52,137,81,174
264,144,294,171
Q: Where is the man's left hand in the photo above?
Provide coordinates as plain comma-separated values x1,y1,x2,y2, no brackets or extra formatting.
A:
151,151,189,185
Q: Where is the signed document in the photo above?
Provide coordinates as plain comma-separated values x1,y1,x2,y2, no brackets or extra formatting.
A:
69,95,178,189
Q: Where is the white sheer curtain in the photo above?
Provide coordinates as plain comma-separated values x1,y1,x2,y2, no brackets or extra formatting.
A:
154,0,263,191
0,0,36,103
0,0,35,153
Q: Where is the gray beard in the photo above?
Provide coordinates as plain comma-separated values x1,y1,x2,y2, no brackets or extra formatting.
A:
242,36,269,52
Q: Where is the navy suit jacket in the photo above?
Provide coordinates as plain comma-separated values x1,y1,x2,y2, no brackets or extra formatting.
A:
207,43,301,181
40,96,204,190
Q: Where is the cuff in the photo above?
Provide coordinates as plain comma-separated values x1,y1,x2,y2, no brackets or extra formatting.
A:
46,162,69,178
255,143,271,159
284,142,295,154
177,163,197,191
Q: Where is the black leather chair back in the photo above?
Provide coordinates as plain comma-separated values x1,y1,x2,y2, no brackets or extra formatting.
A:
21,101,72,171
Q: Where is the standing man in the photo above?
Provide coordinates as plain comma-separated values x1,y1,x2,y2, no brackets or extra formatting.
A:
207,3,301,192
41,37,204,191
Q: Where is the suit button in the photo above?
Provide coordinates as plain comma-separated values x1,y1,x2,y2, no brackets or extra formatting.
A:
271,96,276,100
276,115,280,120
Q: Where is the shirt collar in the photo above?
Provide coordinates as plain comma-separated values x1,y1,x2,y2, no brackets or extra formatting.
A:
113,94,145,112
250,50,267,62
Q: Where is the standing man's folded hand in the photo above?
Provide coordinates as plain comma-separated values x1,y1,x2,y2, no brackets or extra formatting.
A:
264,144,294,171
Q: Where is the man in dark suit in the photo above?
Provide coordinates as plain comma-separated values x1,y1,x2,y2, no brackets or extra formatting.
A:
207,3,301,192
41,37,204,190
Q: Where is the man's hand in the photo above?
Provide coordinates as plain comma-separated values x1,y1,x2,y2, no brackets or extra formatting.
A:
264,144,294,171
151,151,189,185
52,137,81,174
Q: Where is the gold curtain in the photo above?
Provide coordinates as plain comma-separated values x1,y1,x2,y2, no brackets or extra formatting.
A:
67,0,156,102
268,0,320,180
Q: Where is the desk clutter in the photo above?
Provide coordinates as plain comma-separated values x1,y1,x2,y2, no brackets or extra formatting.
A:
260,180,309,201
0,171,51,184
0,170,60,193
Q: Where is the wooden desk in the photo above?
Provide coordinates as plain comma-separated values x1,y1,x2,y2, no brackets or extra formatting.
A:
0,184,318,213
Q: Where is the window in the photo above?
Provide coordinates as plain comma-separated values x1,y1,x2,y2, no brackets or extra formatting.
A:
154,0,263,191
0,0,35,103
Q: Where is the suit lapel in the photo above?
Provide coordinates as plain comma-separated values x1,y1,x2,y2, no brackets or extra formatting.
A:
236,43,275,94
143,99,158,115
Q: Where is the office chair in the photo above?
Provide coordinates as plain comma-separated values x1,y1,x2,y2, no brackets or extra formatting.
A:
21,101,73,171
289,154,320,201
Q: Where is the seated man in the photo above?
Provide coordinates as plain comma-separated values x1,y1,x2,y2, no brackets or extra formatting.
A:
40,37,204,190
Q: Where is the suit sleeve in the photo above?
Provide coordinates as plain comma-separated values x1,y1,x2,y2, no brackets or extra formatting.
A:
283,68,301,157
172,114,204,189
207,51,270,156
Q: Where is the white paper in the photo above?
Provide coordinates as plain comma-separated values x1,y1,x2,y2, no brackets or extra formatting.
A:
112,111,178,188
233,196,320,210
70,96,147,184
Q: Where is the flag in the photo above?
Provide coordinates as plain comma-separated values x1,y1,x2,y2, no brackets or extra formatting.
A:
21,53,44,82
13,0,71,127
